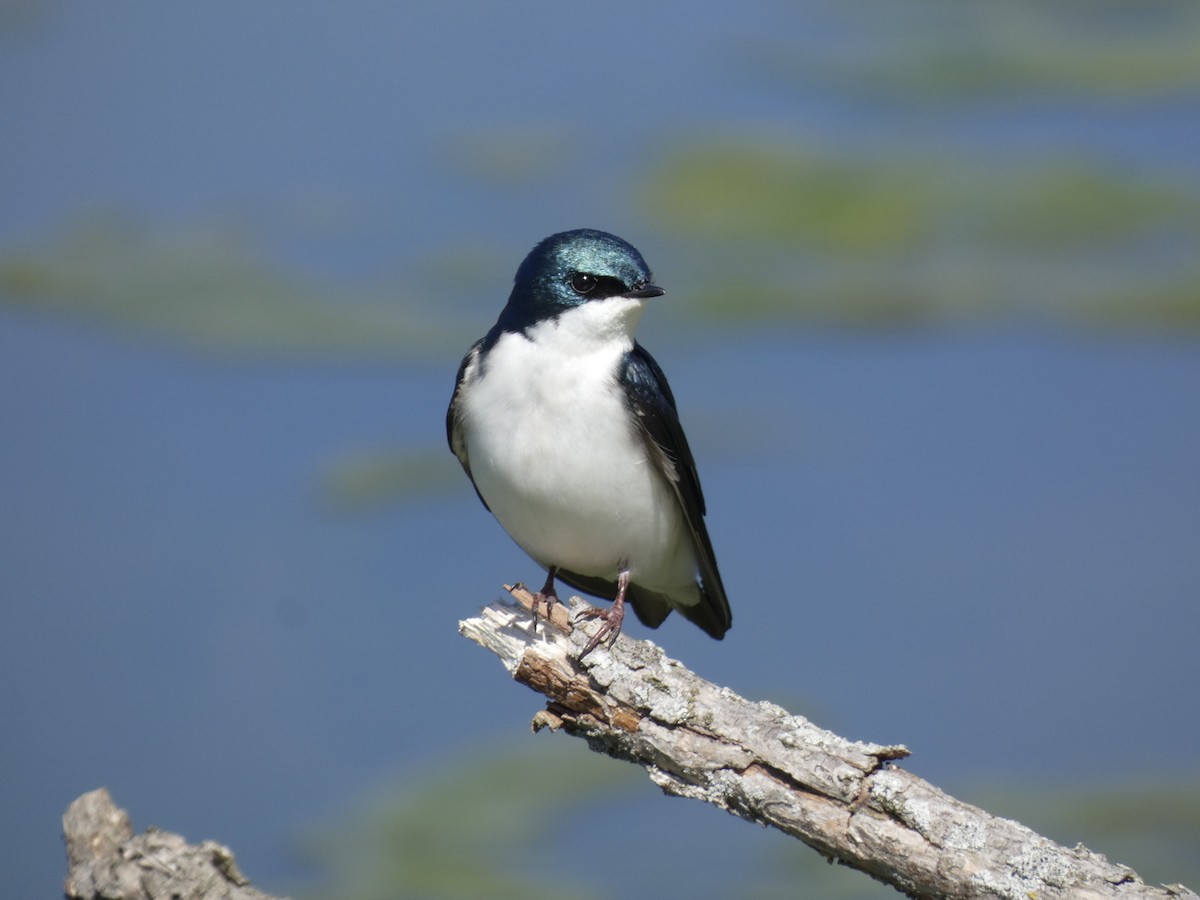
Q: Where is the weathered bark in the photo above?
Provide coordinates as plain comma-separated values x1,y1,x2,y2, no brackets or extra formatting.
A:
460,586,1198,900
62,788,284,900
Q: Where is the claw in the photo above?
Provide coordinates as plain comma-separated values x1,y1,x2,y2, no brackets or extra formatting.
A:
528,566,559,634
576,568,630,658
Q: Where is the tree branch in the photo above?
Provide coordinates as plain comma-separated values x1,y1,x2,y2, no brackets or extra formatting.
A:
460,586,1198,900
62,788,285,900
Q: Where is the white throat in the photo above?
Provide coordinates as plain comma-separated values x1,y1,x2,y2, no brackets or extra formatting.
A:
523,295,648,355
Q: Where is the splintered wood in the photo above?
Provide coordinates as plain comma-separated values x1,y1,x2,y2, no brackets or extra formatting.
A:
460,587,1197,900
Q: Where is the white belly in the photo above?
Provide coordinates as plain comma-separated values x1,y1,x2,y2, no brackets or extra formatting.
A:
461,327,696,592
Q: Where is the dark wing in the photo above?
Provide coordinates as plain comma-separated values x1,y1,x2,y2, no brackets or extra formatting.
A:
617,342,731,638
446,340,491,511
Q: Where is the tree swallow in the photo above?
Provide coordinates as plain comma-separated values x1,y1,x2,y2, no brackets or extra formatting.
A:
447,229,731,656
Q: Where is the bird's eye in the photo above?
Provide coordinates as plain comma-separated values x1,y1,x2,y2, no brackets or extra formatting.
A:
570,273,598,295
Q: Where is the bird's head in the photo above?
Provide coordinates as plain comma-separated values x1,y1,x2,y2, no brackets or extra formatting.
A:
497,230,665,335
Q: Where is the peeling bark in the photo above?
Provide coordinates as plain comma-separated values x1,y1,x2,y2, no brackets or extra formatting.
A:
62,788,284,900
459,586,1198,900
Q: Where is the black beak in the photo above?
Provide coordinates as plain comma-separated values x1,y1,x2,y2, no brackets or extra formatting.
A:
628,283,665,299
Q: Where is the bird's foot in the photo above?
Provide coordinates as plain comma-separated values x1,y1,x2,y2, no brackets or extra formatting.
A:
528,591,559,632
527,567,560,634
575,567,630,658
575,599,626,658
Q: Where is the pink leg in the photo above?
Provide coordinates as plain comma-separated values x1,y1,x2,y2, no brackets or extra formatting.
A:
575,568,629,658
528,566,559,633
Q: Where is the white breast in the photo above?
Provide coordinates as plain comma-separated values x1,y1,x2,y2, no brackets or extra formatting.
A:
459,300,697,593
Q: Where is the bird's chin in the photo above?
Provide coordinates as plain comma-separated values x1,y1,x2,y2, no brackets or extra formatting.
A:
566,295,647,342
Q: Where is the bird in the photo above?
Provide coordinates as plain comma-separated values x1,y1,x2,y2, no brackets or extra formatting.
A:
446,229,731,657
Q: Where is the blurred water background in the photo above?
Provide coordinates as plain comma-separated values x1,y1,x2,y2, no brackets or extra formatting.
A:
2,3,1198,898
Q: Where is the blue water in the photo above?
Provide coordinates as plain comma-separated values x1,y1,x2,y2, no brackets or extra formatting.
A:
3,309,1198,895
3,3,1200,897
